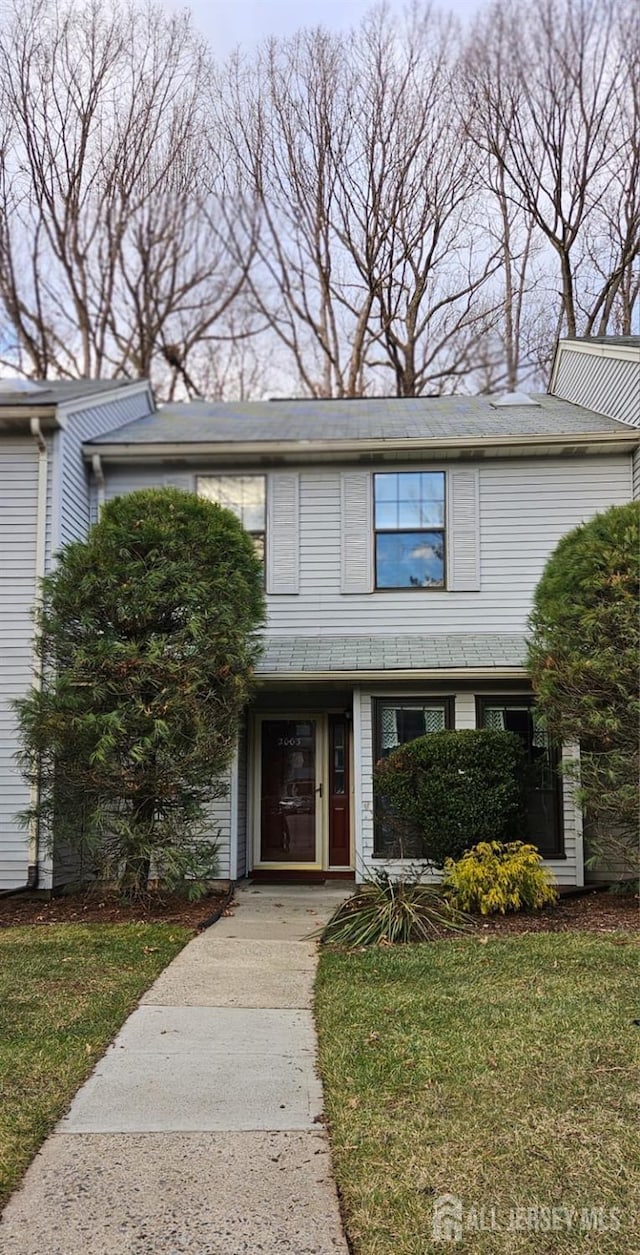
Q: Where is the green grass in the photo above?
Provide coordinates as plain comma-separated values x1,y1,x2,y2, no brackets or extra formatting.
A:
315,933,640,1254
0,922,190,1208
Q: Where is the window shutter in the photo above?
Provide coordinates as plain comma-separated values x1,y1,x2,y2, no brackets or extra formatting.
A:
164,474,194,491
340,472,373,593
447,469,480,591
266,473,299,594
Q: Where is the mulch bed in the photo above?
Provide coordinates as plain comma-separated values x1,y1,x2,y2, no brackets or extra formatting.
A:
0,887,229,930
473,891,640,936
1,886,638,936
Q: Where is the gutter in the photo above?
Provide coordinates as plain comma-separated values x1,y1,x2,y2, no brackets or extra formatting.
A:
84,429,640,462
91,453,105,513
256,666,530,683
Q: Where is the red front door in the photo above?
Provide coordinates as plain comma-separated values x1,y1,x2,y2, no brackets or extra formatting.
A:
328,715,351,867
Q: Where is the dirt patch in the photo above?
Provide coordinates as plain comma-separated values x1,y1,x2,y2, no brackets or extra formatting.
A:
473,891,640,936
0,887,229,930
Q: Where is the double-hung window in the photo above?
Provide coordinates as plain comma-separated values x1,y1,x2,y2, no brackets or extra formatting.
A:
374,471,446,589
197,475,266,564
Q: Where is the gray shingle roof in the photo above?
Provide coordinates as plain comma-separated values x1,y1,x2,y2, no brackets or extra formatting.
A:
88,392,632,447
0,379,141,408
256,633,528,676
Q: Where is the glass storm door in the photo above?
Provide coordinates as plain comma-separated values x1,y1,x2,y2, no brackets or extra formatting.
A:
260,719,319,864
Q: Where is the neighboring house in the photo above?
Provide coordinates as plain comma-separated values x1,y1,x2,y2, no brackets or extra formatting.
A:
0,338,638,891
0,379,155,890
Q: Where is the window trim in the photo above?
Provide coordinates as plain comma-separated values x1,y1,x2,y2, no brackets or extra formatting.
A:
475,695,565,859
373,471,447,591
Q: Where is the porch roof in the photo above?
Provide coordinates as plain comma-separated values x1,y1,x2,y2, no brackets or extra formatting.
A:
255,633,529,681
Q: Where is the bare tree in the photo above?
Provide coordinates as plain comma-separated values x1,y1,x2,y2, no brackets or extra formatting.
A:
334,6,504,396
217,7,508,397
465,0,634,363
215,29,379,397
0,0,255,393
580,0,640,335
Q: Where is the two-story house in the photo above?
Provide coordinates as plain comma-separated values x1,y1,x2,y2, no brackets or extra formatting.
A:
1,337,638,892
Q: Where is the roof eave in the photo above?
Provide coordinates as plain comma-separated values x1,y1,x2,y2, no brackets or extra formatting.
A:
84,428,639,463
0,406,66,431
256,666,529,683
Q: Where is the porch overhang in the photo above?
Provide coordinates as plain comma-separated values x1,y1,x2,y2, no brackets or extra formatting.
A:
254,632,530,684
256,666,529,683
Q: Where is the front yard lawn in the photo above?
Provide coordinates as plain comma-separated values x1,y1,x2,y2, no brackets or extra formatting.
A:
316,933,640,1254
0,922,190,1209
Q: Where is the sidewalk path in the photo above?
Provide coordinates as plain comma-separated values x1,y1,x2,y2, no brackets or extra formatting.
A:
0,883,351,1255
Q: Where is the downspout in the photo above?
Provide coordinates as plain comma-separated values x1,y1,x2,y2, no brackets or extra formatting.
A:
91,453,105,515
26,417,48,889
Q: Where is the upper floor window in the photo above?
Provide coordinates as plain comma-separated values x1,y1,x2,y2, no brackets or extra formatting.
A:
197,475,266,563
374,472,445,589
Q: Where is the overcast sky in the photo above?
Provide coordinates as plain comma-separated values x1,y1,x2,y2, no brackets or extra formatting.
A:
165,0,481,56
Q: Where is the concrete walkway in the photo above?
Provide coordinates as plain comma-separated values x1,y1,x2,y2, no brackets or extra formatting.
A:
0,883,351,1255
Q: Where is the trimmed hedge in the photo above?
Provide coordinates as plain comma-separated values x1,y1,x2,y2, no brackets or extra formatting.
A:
374,728,527,866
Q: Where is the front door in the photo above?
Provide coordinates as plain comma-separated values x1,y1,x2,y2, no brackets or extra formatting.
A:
328,715,351,867
258,717,321,866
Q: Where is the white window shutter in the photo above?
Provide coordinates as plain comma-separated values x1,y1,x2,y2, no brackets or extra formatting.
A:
266,473,299,594
340,472,373,594
164,474,194,491
447,469,480,591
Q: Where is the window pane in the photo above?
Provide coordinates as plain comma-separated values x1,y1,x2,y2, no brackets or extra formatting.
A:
421,472,445,500
398,472,422,501
375,473,398,501
375,500,397,529
419,500,445,527
398,499,423,528
376,532,444,588
251,534,265,564
243,503,265,531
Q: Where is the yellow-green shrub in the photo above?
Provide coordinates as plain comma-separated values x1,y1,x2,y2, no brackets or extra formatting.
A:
442,841,558,915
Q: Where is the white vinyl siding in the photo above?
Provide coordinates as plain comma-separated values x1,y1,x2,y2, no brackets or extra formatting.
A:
164,474,195,491
103,455,631,637
266,473,299,594
354,689,583,886
271,455,630,633
551,346,640,428
205,770,233,881
633,448,640,501
0,440,39,888
54,390,154,563
235,717,248,879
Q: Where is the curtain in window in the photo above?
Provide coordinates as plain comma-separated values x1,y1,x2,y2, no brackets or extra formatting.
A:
423,707,446,733
381,707,399,750
484,708,505,730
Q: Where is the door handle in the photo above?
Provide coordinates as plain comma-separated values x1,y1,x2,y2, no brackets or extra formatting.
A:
315,782,323,798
